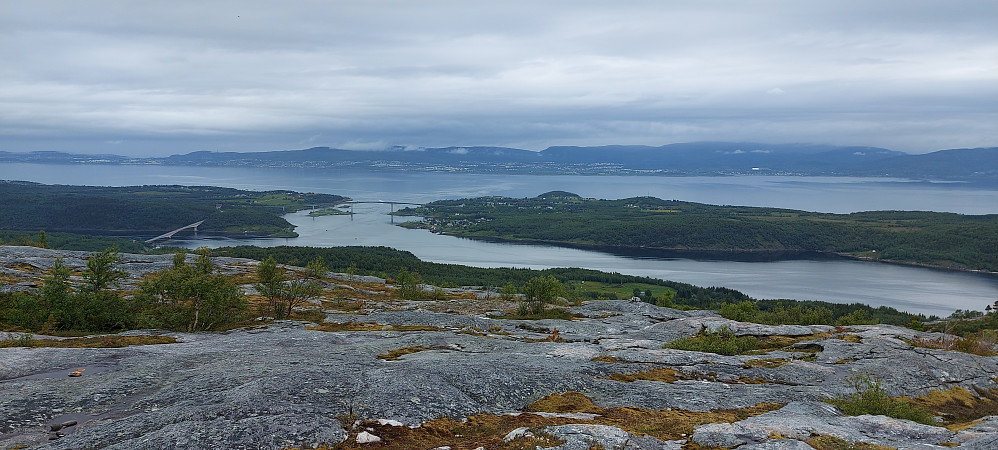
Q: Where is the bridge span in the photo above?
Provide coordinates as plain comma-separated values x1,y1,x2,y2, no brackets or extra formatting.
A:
145,220,205,243
338,201,423,223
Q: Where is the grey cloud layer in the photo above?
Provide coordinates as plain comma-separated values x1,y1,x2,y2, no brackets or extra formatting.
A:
2,0,996,155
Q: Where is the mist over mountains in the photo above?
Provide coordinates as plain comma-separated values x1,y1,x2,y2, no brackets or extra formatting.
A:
2,142,996,181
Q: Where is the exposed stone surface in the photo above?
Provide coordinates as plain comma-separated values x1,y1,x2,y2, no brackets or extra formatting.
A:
542,424,679,449
355,431,381,443
692,401,956,449
954,416,998,449
2,246,997,449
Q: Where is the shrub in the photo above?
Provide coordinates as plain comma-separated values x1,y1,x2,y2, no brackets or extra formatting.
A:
135,250,248,331
825,374,934,425
664,327,760,355
395,267,422,300
909,333,998,357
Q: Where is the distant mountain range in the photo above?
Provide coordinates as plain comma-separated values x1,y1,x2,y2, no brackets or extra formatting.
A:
2,143,996,181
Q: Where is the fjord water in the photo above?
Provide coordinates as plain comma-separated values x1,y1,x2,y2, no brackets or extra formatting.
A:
3,163,997,316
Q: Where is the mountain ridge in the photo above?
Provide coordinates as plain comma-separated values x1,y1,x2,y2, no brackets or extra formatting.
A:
2,143,996,180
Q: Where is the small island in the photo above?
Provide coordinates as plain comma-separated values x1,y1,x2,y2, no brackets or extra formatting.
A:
307,207,353,217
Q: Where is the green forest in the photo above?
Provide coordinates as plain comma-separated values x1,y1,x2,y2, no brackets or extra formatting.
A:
397,192,998,272
0,181,347,237
212,245,929,325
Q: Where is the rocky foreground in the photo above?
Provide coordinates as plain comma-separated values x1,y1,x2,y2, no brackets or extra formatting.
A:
1,246,997,449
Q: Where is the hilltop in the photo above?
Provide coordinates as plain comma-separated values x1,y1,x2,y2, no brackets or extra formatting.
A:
2,246,997,449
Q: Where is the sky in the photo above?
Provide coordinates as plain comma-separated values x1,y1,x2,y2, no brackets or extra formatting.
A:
1,1,996,156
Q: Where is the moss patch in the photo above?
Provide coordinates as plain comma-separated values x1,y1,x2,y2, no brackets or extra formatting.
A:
599,403,783,441
325,415,569,449
320,299,366,312
805,435,896,450
665,328,825,356
606,367,684,383
524,391,605,414
908,336,998,357
836,334,863,343
307,322,446,332
298,391,782,448
909,386,998,428
377,346,431,361
0,334,176,348
526,391,783,441
744,358,789,369
825,375,935,425
492,308,579,321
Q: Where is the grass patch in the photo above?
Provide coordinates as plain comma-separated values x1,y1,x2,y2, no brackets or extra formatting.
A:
492,308,578,321
606,367,684,383
591,355,622,363
300,391,781,448
321,299,366,312
824,374,935,425
321,416,568,449
663,327,759,355
744,358,789,369
909,386,998,427
908,334,998,357
526,392,783,441
523,391,604,414
605,367,773,385
0,334,177,348
290,308,327,324
377,346,430,361
805,435,895,450
836,334,862,343
664,328,826,356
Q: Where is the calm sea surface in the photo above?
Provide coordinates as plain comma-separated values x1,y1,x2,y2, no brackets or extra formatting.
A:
3,163,997,316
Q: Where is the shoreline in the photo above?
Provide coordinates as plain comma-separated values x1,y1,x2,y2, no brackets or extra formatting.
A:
425,230,998,276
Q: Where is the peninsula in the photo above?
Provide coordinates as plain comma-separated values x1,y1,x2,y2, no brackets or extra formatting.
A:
397,192,998,273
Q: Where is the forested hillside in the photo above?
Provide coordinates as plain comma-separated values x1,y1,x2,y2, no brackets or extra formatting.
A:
398,193,998,272
0,181,346,237
212,245,927,325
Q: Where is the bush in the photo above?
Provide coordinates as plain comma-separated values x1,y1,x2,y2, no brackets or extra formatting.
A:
136,250,249,331
825,374,934,424
664,327,760,355
395,267,423,300
516,275,567,317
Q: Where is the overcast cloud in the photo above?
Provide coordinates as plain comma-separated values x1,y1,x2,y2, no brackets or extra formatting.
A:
1,0,996,155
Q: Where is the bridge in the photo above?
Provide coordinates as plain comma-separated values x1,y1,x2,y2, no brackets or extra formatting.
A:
145,220,205,243
339,200,423,208
338,201,424,223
